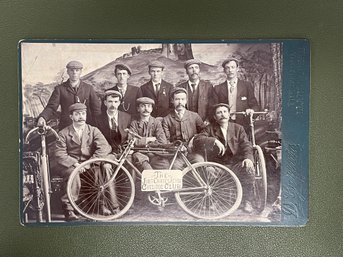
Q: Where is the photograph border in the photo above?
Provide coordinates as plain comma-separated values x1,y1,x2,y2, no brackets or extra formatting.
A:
18,39,309,226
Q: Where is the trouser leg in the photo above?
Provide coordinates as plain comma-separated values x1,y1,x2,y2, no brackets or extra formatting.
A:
227,162,255,202
61,166,80,211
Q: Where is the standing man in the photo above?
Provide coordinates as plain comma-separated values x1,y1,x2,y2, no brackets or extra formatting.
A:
95,90,131,154
162,88,205,170
177,59,214,123
212,58,259,130
140,60,173,118
38,61,101,130
107,63,142,116
129,97,169,171
194,103,256,213
55,103,114,221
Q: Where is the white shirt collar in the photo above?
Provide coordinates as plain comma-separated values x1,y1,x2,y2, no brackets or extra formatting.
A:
227,78,238,87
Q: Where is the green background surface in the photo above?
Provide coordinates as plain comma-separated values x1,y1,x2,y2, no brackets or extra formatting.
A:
1,0,342,256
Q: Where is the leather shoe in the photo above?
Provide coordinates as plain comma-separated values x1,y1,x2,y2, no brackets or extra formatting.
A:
243,201,254,213
64,210,79,221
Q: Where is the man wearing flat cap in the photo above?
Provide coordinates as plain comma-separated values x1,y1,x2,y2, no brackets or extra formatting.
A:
212,58,259,131
177,59,214,123
55,103,114,221
140,60,174,118
37,61,101,130
95,90,131,154
162,87,205,170
129,97,169,171
107,63,142,116
193,103,256,213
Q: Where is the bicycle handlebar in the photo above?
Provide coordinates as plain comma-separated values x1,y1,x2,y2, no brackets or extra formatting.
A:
25,126,60,144
233,110,268,116
124,128,142,139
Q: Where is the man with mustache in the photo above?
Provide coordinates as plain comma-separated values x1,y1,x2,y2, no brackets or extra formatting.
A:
140,60,173,118
177,59,214,123
107,64,142,116
162,88,205,170
37,61,101,130
55,103,113,221
129,97,169,171
212,58,259,131
193,103,256,213
95,90,131,154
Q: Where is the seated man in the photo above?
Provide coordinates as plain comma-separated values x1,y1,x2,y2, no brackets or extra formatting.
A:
193,103,256,213
129,97,169,171
95,90,131,154
55,103,115,221
162,87,205,170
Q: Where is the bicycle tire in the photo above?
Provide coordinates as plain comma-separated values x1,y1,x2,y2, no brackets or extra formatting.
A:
67,158,135,221
175,162,242,220
252,145,267,212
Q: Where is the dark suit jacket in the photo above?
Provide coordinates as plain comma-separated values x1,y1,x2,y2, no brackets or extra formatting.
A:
95,111,131,152
55,124,112,169
162,110,205,143
177,80,213,121
140,80,173,118
39,80,102,130
212,79,259,128
194,122,253,164
108,84,142,116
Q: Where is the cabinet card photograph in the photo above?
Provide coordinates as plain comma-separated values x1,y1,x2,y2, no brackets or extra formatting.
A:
19,40,309,226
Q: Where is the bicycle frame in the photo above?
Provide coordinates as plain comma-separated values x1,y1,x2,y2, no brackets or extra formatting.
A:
101,132,209,196
25,126,59,222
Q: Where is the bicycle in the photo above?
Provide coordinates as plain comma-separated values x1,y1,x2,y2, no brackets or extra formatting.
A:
23,125,59,222
67,129,243,221
233,111,268,213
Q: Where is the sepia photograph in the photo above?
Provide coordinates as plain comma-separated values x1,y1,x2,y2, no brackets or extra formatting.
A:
20,41,284,224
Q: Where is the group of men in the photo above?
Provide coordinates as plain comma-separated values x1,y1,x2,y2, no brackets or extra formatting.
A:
35,57,260,221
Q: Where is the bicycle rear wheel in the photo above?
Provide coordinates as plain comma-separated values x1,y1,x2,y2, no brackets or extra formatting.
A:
67,158,135,221
252,145,267,212
175,162,242,220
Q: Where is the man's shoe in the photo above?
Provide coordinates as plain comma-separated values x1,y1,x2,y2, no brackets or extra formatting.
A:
64,210,79,221
243,201,254,213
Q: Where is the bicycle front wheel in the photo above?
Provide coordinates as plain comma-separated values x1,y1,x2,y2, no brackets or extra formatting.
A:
175,162,242,220
67,158,135,221
252,145,267,212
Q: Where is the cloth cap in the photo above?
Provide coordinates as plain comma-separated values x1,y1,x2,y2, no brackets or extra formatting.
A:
171,87,188,97
136,97,155,105
66,61,83,69
184,59,201,69
213,103,230,112
104,90,123,100
68,103,87,113
222,58,240,68
148,60,165,69
114,63,132,75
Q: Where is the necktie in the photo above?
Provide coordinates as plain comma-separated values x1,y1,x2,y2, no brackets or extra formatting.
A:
177,111,183,120
111,117,118,132
155,83,160,94
229,81,235,94
190,83,196,92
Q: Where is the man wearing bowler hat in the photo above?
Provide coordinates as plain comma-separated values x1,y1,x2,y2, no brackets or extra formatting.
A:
129,97,169,171
212,58,259,131
107,63,142,116
177,59,214,123
95,90,131,154
37,61,101,130
193,103,256,213
140,60,174,118
55,103,114,221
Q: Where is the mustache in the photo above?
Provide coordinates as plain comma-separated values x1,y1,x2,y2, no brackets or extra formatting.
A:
77,119,86,122
176,104,185,108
